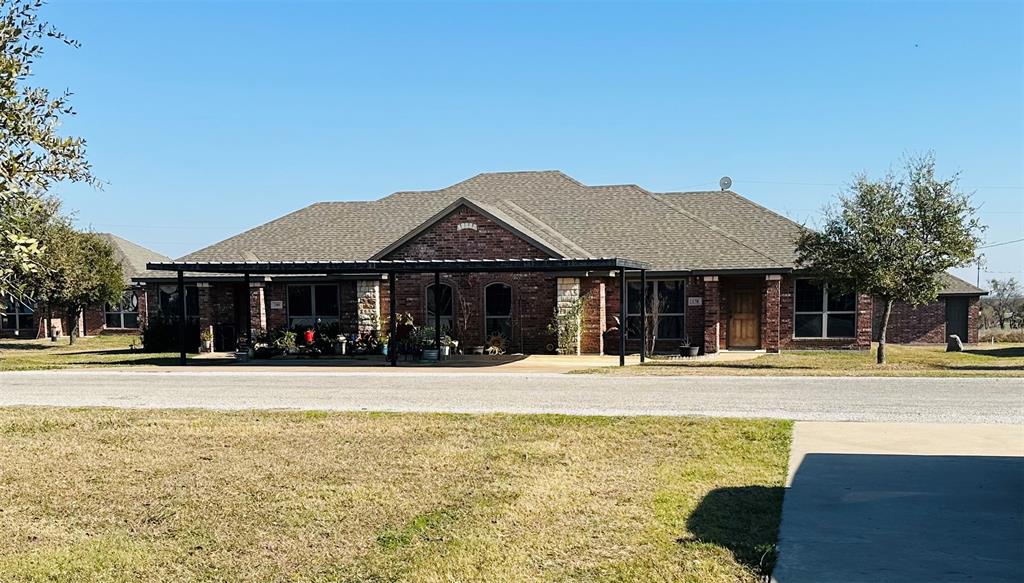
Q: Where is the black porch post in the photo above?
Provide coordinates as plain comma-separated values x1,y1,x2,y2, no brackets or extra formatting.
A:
244,272,252,348
639,269,646,363
433,272,441,351
177,269,186,366
619,267,626,366
388,272,397,366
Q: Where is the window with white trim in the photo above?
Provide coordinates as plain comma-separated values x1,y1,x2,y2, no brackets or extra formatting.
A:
425,283,454,334
287,284,340,329
105,290,140,328
1,294,34,331
484,283,512,339
626,279,685,339
794,279,857,338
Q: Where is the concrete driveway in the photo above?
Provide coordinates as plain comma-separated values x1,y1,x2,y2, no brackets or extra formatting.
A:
0,369,1021,423
772,422,1024,582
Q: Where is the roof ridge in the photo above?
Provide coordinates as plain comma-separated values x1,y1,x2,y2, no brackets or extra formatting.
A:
494,200,593,257
649,192,790,268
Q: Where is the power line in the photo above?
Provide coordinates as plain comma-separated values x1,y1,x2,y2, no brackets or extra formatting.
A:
979,237,1024,249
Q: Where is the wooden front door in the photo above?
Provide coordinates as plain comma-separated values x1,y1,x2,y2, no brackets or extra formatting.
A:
728,288,761,348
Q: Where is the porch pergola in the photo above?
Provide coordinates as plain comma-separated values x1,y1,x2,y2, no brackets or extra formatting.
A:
146,257,651,367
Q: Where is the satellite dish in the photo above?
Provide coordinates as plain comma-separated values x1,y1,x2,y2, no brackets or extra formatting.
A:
719,176,732,191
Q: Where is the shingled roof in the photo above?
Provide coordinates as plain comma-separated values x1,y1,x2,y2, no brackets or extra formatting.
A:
96,233,171,285
177,170,803,272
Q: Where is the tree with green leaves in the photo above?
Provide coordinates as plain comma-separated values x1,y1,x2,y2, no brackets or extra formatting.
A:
1,0,97,291
795,154,984,364
988,278,1021,330
35,225,123,344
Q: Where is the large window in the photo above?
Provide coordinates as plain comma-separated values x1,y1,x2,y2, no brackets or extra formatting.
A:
626,279,685,339
484,283,512,339
287,284,340,328
106,290,140,329
1,295,34,331
426,283,454,334
794,279,857,338
159,285,198,318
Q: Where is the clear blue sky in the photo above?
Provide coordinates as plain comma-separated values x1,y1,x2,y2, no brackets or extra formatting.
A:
37,0,1024,286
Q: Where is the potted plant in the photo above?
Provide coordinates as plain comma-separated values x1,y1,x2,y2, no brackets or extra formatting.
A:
439,335,453,359
275,330,297,355
679,335,700,357
200,328,213,352
420,326,440,361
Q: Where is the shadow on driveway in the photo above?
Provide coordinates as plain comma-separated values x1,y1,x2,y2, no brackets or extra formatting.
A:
771,453,1024,582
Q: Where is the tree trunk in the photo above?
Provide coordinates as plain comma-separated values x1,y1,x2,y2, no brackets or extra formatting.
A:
877,298,894,365
67,305,80,345
45,304,52,339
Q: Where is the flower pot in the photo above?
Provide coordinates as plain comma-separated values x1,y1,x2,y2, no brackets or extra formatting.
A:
440,346,451,358
471,346,485,355
422,349,439,361
680,345,700,357
202,340,213,352
381,344,389,357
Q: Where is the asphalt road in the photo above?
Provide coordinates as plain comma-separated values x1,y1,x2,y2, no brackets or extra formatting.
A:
1,370,1021,423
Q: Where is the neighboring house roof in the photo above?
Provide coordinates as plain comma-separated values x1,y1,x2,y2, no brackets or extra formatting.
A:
96,233,171,285
938,272,987,296
176,170,802,272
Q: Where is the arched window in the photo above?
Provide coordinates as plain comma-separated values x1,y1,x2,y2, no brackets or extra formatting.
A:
425,283,454,334
484,283,512,340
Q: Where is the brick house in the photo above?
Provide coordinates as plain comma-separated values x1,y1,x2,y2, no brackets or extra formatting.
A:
1,234,167,339
134,171,985,355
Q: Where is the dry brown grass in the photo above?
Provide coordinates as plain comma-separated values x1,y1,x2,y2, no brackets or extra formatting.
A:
0,409,790,582
580,343,1024,377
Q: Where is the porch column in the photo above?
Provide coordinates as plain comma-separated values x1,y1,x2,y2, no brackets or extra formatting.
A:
556,277,582,355
244,273,252,347
703,276,720,355
639,269,646,362
388,272,397,366
356,280,381,334
177,270,186,365
434,272,441,350
763,275,782,353
618,268,626,366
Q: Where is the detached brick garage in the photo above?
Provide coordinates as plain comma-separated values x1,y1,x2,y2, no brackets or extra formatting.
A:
132,171,986,356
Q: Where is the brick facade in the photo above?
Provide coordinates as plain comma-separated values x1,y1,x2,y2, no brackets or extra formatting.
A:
872,296,980,344
382,205,560,353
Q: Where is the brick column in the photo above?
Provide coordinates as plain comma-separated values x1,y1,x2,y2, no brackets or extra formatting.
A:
762,275,781,353
197,283,214,347
580,278,606,355
703,276,720,354
356,280,381,334
855,293,872,349
249,283,267,334
556,277,582,355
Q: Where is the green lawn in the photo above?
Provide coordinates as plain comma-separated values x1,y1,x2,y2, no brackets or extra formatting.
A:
579,343,1024,377
0,408,790,582
0,335,181,371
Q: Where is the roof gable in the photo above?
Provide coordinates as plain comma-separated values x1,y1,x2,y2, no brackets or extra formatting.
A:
373,198,566,260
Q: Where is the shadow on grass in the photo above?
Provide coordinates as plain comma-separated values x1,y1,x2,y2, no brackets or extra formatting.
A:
684,485,785,576
939,365,1024,371
643,362,817,371
964,346,1024,358
0,343,52,351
